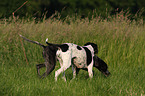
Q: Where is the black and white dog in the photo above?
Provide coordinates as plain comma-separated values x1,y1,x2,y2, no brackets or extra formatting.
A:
20,35,110,81
54,41,98,81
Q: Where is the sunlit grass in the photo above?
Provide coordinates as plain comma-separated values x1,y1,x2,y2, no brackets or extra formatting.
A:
0,13,145,96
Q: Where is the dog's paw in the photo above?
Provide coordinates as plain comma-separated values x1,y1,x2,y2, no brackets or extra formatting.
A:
62,76,66,82
55,77,57,82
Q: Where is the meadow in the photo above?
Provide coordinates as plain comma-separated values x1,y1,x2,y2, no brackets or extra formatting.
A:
0,12,145,96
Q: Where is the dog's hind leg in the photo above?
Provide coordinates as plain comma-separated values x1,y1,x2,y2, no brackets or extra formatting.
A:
57,56,66,81
55,59,72,81
36,64,45,76
40,62,56,78
55,65,70,81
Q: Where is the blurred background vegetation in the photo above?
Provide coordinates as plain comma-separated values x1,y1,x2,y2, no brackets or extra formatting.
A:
0,0,145,19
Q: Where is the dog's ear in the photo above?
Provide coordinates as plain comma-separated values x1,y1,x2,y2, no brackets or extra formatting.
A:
93,56,99,67
94,56,110,77
84,42,98,54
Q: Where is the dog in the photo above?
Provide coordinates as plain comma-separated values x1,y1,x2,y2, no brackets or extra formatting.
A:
20,35,110,81
20,35,57,78
53,42,98,81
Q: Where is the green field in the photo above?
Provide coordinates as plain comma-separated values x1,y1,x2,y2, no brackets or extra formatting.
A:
0,13,145,96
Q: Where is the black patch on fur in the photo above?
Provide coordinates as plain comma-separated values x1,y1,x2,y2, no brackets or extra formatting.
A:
59,44,69,52
83,47,92,66
77,46,82,50
84,42,98,54
93,56,107,70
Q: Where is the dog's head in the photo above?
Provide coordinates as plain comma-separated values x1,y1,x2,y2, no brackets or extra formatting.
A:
93,56,110,77
84,42,98,54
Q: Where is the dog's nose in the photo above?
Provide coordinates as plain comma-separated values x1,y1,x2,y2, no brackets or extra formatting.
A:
104,70,110,77
106,70,110,74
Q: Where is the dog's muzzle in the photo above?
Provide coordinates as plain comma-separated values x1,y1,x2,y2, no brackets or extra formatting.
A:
103,70,110,77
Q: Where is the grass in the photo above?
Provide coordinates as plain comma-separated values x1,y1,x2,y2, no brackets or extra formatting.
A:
0,13,145,96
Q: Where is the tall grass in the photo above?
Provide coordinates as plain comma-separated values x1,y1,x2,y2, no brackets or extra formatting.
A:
0,13,145,96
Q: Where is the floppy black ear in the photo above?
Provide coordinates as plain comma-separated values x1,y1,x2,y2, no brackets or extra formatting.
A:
93,55,110,76
94,56,108,70
84,42,98,54
93,56,99,67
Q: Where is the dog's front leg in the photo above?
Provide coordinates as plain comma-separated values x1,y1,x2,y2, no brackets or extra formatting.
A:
87,62,93,78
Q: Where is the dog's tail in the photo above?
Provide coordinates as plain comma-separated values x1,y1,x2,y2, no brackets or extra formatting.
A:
45,38,52,45
19,34,45,48
45,38,60,46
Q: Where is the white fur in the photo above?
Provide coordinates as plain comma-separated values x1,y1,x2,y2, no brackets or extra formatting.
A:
46,38,48,42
